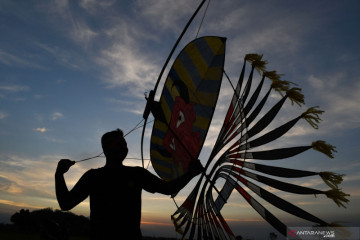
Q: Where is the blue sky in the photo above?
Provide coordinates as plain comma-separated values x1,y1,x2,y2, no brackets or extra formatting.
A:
1,0,360,238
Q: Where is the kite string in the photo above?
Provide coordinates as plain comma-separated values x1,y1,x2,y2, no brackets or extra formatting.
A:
75,118,152,163
76,152,104,163
223,69,236,92
223,69,250,188
76,156,150,163
195,0,211,39
130,119,154,133
124,118,144,137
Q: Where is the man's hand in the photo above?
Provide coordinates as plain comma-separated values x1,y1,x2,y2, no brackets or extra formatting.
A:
56,159,75,176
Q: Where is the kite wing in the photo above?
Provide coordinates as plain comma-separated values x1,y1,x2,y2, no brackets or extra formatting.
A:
171,54,349,239
150,36,226,181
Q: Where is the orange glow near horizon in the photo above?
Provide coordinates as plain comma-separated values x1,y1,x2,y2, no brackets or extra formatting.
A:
225,218,265,222
141,221,173,226
0,199,43,210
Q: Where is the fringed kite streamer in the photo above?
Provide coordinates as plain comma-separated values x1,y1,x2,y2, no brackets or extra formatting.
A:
168,53,349,239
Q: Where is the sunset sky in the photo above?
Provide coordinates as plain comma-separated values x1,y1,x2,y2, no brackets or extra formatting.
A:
1,0,360,239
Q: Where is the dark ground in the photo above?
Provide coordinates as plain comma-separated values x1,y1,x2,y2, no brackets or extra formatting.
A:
0,208,179,240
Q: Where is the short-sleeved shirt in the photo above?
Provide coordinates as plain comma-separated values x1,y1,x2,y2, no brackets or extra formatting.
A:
73,165,162,239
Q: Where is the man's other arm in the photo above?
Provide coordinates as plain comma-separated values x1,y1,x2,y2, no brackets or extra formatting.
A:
55,159,89,211
143,159,204,196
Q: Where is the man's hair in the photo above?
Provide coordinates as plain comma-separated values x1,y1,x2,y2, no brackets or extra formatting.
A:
101,129,124,150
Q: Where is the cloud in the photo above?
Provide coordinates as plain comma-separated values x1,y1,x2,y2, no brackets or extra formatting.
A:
0,153,101,201
39,1,98,49
35,42,82,69
0,111,8,120
79,0,115,14
306,72,360,131
136,0,195,33
0,84,30,92
95,19,161,97
197,1,312,67
0,199,43,210
98,43,159,94
90,1,200,97
51,112,64,121
65,18,98,49
33,128,48,133
0,175,22,194
0,154,69,200
92,0,316,120
107,98,145,115
0,49,44,69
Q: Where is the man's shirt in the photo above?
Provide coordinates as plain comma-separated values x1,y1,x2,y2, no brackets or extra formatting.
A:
70,165,162,239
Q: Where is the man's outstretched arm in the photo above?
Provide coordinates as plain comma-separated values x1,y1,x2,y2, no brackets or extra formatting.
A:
144,159,204,196
55,159,88,211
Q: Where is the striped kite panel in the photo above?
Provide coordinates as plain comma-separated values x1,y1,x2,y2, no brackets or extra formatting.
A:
150,36,226,180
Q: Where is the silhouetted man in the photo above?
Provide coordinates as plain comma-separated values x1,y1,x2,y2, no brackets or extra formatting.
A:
55,129,203,239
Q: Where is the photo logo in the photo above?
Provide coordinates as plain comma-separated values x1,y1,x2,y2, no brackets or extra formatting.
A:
287,227,359,240
288,229,296,237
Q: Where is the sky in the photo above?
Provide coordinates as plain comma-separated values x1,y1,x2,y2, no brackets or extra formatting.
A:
0,0,360,239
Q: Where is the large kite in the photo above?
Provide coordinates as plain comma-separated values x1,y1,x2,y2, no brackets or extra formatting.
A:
140,1,350,239
149,36,225,180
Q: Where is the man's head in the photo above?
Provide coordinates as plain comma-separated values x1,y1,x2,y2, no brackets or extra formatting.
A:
101,129,128,163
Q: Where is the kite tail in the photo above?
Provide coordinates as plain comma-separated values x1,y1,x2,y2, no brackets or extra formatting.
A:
264,70,282,82
325,189,350,208
252,58,267,74
264,70,295,96
286,87,305,106
245,53,267,73
302,106,324,129
312,140,337,158
245,53,263,63
319,171,345,189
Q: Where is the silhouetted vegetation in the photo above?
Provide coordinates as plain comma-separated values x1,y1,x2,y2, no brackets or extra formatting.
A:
1,208,90,239
0,208,180,239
